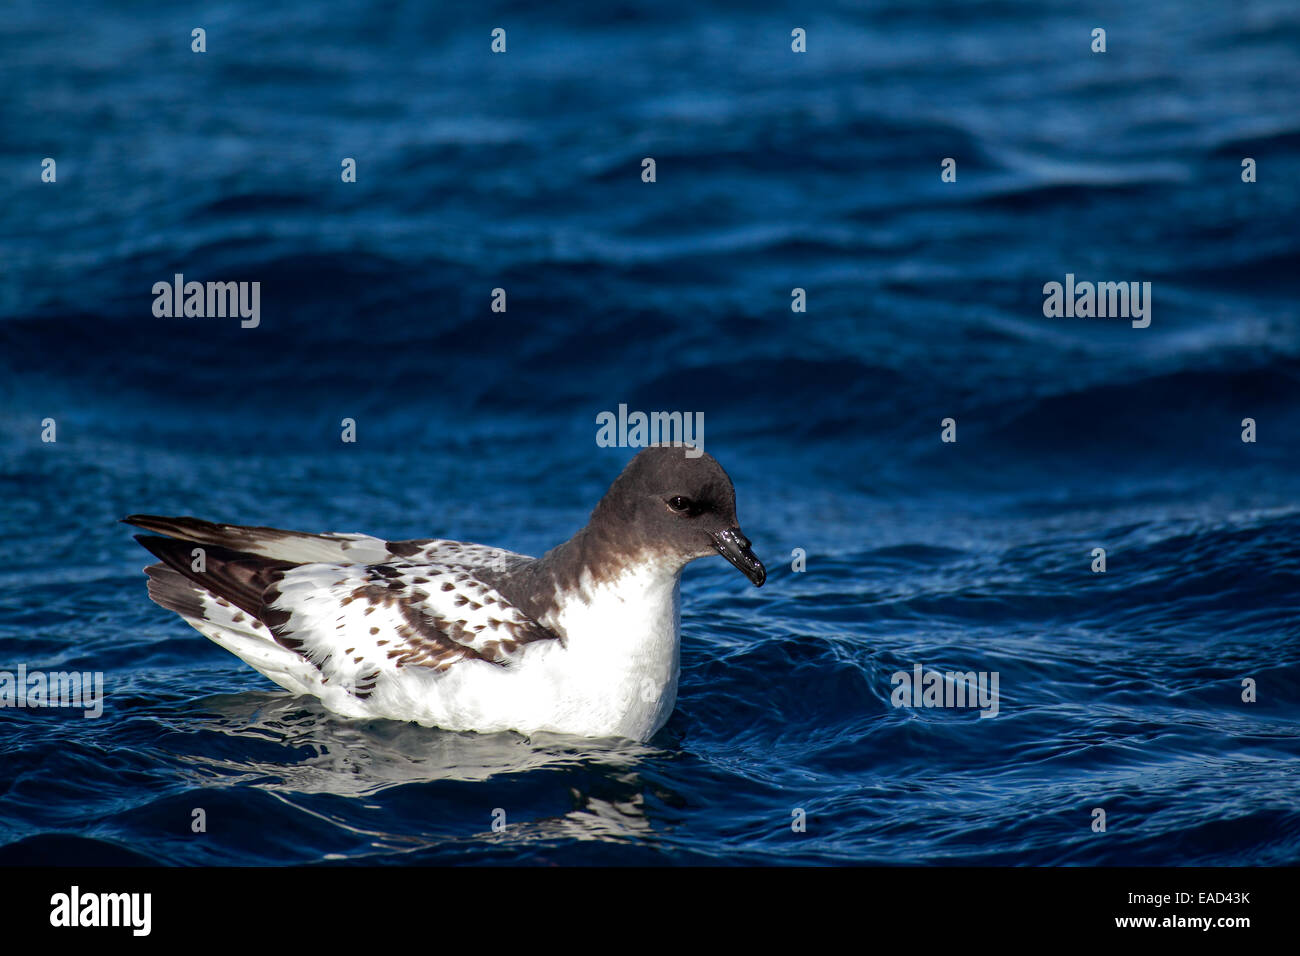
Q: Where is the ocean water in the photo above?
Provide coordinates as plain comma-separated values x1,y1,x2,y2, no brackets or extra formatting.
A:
1,0,1299,866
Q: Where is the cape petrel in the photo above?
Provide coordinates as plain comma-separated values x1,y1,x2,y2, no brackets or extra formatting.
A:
126,446,765,741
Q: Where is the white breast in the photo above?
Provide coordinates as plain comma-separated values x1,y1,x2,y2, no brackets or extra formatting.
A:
539,564,683,740
372,562,685,741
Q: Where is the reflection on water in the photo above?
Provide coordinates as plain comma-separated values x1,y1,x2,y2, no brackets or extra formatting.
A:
477,790,656,847
169,691,666,855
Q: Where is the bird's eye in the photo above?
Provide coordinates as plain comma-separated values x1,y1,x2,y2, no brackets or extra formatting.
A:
668,496,693,513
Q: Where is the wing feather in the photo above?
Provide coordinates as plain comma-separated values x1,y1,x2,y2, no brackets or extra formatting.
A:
124,514,529,570
264,563,561,697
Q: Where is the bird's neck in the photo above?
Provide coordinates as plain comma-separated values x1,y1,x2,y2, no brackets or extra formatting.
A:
501,524,686,630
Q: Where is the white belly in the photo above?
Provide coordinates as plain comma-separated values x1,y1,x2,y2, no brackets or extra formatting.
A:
367,566,685,741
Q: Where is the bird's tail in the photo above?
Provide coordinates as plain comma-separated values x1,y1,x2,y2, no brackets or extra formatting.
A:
128,528,315,694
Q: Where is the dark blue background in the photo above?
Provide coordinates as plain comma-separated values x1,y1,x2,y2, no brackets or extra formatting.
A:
1,0,1298,864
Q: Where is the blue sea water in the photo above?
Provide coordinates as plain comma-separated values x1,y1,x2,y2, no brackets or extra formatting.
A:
1,0,1299,866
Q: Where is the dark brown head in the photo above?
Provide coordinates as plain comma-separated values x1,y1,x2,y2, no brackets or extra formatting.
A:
587,446,765,586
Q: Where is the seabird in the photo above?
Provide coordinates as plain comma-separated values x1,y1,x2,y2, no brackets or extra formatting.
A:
125,446,765,742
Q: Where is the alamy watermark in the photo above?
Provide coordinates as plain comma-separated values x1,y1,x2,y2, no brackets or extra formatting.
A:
50,886,150,936
596,404,704,457
152,273,260,328
0,665,104,718
891,663,999,718
1043,273,1151,328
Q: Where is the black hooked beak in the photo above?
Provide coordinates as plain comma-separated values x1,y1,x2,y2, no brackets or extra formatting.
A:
710,527,766,587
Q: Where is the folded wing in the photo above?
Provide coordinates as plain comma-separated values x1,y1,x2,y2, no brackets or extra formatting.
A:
124,513,529,569
128,516,559,703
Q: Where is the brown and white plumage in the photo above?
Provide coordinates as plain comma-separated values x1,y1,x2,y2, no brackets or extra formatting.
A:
127,447,765,741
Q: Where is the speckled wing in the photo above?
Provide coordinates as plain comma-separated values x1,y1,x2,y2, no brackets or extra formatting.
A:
127,516,557,702
262,561,561,697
